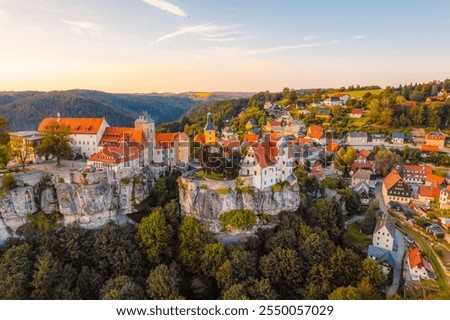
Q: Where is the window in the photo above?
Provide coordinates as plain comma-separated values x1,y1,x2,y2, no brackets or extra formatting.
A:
254,171,257,175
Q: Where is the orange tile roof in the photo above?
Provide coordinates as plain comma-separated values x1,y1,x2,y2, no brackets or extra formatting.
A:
419,183,441,198
155,133,188,149
403,164,433,175
89,143,141,164
426,132,445,141
383,169,403,190
326,142,339,152
268,120,281,127
352,162,373,172
298,136,312,144
335,93,347,98
307,125,323,134
242,134,258,143
38,117,105,134
357,149,372,158
426,174,445,185
350,108,363,115
194,133,205,145
408,247,424,269
420,144,439,152
100,127,145,145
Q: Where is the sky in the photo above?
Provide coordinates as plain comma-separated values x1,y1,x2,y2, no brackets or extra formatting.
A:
0,0,449,93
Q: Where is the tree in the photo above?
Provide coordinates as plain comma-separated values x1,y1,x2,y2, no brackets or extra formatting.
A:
0,116,10,145
0,244,34,299
306,198,343,240
247,278,278,300
100,275,145,300
36,120,72,166
222,283,249,300
0,145,10,168
259,248,303,299
146,264,183,300
9,136,34,169
374,149,401,177
201,243,226,277
328,247,362,288
137,207,174,265
360,258,386,291
178,217,211,274
367,99,381,123
216,247,257,290
1,172,17,190
328,285,361,300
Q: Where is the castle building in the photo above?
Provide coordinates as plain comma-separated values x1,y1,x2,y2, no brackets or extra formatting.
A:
38,115,108,158
204,112,216,144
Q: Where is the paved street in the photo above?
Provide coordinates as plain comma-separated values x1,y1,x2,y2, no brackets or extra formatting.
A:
374,182,388,213
388,228,406,295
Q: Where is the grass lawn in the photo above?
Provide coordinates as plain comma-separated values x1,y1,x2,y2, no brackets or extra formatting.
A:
329,89,384,98
348,116,368,127
392,215,450,297
344,222,371,252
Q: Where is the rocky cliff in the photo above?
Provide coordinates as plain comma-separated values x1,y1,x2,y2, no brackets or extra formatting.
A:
0,166,159,243
178,173,301,231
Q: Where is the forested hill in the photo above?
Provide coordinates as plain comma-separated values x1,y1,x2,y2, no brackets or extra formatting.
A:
0,90,200,131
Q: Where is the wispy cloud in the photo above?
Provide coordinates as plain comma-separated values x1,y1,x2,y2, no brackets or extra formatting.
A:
62,20,102,36
200,40,342,58
142,0,187,17
155,23,241,43
351,35,367,39
304,35,318,41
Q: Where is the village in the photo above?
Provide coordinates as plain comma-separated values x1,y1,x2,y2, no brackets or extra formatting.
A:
3,86,450,298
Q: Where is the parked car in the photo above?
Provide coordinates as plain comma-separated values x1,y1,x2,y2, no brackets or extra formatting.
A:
404,236,414,244
72,153,82,161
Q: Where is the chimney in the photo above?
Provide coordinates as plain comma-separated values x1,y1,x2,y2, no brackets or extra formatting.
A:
57,112,61,122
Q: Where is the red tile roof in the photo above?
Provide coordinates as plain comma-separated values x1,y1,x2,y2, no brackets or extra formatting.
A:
268,120,281,127
251,141,276,169
383,169,403,190
89,143,141,164
350,108,363,115
420,144,439,152
408,247,424,269
38,117,105,134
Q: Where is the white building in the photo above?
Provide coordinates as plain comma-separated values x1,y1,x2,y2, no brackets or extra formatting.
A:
407,247,434,280
347,132,368,144
373,213,395,251
153,132,190,167
240,141,278,189
38,115,108,158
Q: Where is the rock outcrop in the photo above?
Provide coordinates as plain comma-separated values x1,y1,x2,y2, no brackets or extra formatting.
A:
178,172,301,231
0,166,158,243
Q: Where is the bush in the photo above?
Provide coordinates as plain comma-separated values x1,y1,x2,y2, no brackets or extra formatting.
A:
219,209,256,231
177,176,187,190
200,185,209,190
121,178,131,185
271,181,289,192
216,187,232,195
2,172,17,190
133,176,142,184
58,177,65,183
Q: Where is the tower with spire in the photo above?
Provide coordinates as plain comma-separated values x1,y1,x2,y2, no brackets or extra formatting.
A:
135,111,155,164
204,111,216,144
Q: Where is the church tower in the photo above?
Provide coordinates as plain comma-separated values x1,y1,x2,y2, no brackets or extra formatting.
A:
135,112,155,164
204,111,216,144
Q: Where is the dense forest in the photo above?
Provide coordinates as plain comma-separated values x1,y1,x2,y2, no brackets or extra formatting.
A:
0,90,197,131
0,172,387,300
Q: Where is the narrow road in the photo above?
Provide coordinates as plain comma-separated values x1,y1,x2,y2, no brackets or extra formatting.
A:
387,228,406,295
344,215,364,228
374,179,406,296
